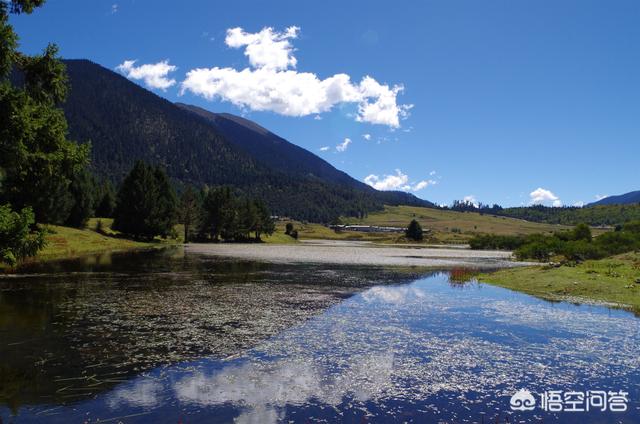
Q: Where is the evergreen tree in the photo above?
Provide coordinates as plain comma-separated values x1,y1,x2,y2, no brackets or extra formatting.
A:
64,168,95,228
112,161,177,239
0,3,89,224
95,181,116,218
238,199,258,240
405,219,424,241
254,200,275,241
199,187,229,241
179,186,200,243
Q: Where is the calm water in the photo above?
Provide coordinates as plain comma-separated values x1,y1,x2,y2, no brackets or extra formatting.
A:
1,248,639,423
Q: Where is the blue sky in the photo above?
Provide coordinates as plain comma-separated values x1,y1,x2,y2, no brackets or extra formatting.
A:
11,0,640,207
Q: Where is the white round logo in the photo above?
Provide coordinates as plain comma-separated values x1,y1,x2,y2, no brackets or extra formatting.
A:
510,389,536,411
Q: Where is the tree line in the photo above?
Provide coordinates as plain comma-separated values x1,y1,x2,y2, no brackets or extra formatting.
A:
111,161,275,242
442,200,640,227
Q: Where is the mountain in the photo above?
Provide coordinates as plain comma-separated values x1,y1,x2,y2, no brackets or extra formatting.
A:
174,103,357,187
59,59,432,221
588,191,640,206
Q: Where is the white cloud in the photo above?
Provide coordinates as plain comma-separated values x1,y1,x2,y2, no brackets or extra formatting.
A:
364,169,434,192
573,201,585,207
225,26,299,71
429,170,436,176
313,115,322,120
595,194,608,201
110,4,118,14
116,59,177,91
336,138,351,152
529,187,562,207
363,133,371,141
319,146,330,152
181,27,411,128
412,180,431,191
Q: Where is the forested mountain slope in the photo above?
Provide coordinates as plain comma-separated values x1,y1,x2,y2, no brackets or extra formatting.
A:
60,59,431,221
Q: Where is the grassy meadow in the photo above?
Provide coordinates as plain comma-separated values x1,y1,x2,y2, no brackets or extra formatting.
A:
283,205,589,244
22,218,151,264
478,252,640,313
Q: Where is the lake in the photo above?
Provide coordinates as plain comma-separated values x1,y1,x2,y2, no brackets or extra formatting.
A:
1,247,638,423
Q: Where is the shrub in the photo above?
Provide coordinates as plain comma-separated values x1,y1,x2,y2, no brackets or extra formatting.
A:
285,222,294,235
405,219,423,241
0,205,46,265
469,234,526,250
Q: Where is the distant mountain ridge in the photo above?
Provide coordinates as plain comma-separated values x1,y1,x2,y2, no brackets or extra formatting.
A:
588,190,640,206
59,59,432,221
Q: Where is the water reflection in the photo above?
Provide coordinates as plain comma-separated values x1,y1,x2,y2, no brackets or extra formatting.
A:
0,248,424,411
1,251,639,423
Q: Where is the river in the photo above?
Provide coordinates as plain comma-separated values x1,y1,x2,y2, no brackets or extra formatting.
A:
0,246,638,423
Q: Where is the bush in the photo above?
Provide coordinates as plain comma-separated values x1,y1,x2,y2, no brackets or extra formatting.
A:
405,219,423,241
285,222,294,235
469,234,526,250
515,241,556,261
0,205,46,265
560,240,605,261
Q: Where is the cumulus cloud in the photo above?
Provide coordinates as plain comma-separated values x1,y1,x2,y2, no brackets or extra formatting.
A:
181,26,411,127
116,59,177,91
529,187,562,207
336,138,351,152
319,146,330,152
364,169,434,192
573,201,585,207
363,133,371,141
595,194,608,201
110,4,118,14
225,26,299,71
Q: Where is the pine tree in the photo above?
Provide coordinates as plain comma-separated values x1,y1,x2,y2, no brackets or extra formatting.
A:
405,219,424,241
95,181,116,218
179,186,200,243
0,2,89,224
112,161,177,239
254,199,275,241
64,168,95,228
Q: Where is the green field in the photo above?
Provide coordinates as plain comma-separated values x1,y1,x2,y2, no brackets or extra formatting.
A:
24,218,152,264
343,205,580,243
479,252,640,313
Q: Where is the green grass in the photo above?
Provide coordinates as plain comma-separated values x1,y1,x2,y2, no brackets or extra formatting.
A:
478,252,640,313
9,218,170,268
274,221,405,243
274,205,587,245
343,205,607,244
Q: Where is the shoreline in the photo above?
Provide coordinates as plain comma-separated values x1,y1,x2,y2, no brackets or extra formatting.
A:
478,252,640,314
185,240,527,269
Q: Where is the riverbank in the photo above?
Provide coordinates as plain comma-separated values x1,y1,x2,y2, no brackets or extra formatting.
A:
186,239,525,268
478,252,640,313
